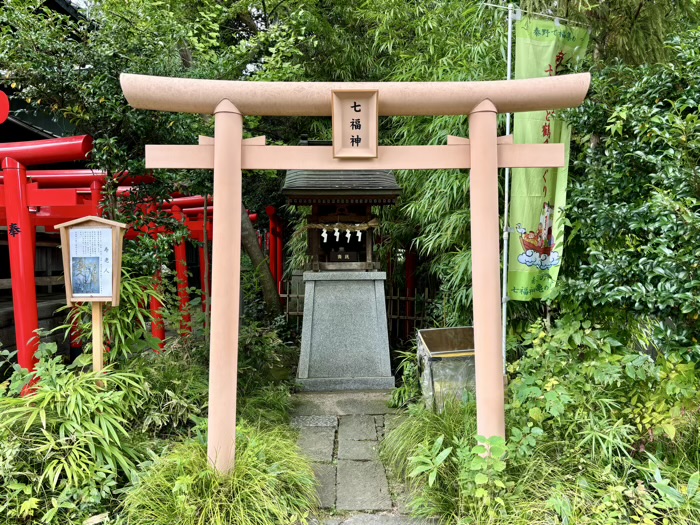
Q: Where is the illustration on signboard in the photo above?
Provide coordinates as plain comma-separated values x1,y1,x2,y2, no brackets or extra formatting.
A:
515,202,561,270
72,256,100,293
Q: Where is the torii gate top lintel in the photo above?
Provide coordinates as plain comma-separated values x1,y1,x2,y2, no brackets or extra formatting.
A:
120,72,590,116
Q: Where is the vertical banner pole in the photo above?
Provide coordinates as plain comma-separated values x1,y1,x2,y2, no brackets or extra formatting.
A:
92,301,104,374
469,99,506,440
207,100,243,473
501,3,515,373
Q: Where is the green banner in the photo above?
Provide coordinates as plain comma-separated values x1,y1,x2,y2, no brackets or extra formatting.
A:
507,17,588,301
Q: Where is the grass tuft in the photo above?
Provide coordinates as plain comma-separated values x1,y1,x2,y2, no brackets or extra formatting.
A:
381,397,477,478
122,423,317,525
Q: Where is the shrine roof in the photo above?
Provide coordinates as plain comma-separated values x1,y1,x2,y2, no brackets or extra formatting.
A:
283,170,401,205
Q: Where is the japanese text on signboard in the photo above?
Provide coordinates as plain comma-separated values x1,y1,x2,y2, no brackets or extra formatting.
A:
332,90,378,158
69,228,113,297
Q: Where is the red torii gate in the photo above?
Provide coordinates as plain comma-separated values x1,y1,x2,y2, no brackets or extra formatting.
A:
266,206,283,294
0,136,155,368
126,196,214,344
0,135,219,362
1,136,93,369
0,132,271,368
145,196,262,345
162,195,214,319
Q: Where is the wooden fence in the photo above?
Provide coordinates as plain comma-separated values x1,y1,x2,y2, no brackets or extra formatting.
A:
385,286,434,343
280,278,305,332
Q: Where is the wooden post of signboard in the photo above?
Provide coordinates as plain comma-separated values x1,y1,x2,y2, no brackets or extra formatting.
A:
56,216,126,376
92,302,104,374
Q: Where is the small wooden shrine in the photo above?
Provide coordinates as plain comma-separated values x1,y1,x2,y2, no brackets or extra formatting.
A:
283,170,400,272
283,153,401,390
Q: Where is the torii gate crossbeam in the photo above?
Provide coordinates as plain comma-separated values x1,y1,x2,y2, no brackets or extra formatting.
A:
121,72,591,473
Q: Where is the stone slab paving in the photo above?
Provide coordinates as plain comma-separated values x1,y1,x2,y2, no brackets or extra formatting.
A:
339,415,377,441
313,463,337,509
294,391,434,524
292,415,339,428
299,426,336,463
337,439,380,461
336,460,392,511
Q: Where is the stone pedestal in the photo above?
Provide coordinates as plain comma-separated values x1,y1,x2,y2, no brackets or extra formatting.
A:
297,271,394,391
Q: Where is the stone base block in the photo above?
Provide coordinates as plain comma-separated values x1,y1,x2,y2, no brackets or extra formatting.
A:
297,272,394,391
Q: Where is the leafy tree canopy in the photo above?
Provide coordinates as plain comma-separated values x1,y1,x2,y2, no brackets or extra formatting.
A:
2,0,699,329
560,30,700,350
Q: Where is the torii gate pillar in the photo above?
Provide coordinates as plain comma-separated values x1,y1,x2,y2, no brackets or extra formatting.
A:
207,100,243,472
469,100,505,438
2,158,39,371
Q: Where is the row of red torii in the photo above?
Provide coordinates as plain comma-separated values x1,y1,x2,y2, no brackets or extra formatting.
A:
120,71,592,471
0,135,284,367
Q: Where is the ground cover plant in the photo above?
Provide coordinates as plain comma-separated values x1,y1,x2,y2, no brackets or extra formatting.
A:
120,427,317,525
0,344,150,523
0,314,309,525
382,318,700,524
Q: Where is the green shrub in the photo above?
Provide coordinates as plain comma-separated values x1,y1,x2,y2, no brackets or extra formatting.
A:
238,320,297,395
121,425,317,525
0,343,150,523
58,270,163,362
131,346,209,437
384,316,700,524
507,316,698,455
389,349,422,408
561,29,700,343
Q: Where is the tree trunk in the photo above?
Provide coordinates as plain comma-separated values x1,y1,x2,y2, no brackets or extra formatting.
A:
241,210,282,316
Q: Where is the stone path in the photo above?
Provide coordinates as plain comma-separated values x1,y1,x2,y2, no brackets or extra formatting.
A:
292,391,434,525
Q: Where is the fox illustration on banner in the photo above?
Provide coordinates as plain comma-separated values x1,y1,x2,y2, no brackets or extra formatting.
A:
507,17,589,301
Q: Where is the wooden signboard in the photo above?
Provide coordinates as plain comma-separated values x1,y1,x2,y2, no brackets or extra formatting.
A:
56,216,126,375
332,90,378,158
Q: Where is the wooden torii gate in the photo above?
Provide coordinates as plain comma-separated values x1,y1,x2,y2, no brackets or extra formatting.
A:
120,72,591,472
